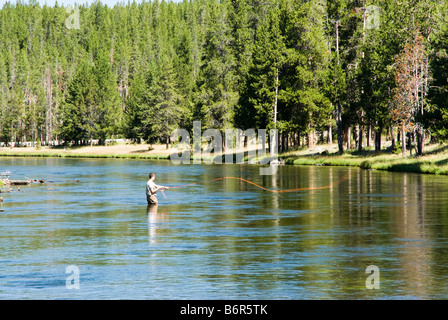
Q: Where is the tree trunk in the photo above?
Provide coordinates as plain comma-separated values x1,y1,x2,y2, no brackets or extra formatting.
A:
328,116,332,145
278,133,282,152
413,131,417,155
267,132,270,153
337,104,343,154
222,133,226,152
335,19,343,155
308,130,315,150
358,125,363,152
280,132,284,152
283,132,287,152
416,126,423,156
390,125,395,150
401,123,406,156
354,125,359,151
273,68,279,129
347,126,351,150
367,125,371,147
375,130,381,154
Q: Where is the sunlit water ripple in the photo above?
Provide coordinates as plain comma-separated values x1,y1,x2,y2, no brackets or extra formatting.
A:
1,157,448,299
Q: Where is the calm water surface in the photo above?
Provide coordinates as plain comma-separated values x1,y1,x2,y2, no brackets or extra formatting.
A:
1,157,448,299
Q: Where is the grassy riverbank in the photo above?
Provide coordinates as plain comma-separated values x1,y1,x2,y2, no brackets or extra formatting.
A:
1,142,448,175
0,144,172,160
280,143,448,175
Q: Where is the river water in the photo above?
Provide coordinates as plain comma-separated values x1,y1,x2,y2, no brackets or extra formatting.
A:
1,157,448,299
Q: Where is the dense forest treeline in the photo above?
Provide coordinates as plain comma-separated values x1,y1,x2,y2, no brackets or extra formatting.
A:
1,0,448,155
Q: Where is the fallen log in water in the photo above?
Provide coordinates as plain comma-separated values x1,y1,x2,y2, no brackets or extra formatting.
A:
0,179,44,186
7,180,31,185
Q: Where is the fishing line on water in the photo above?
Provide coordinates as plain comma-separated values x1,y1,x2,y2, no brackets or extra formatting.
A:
168,174,349,193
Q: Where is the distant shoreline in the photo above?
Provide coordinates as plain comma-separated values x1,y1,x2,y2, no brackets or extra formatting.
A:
1,143,448,176
0,144,172,160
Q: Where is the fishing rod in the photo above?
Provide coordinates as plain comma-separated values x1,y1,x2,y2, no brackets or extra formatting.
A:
0,168,19,177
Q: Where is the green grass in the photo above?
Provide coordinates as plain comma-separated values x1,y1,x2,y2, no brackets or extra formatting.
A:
3,143,448,175
0,151,172,160
281,143,448,175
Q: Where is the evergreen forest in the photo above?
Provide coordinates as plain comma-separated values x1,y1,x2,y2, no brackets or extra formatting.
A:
1,0,448,156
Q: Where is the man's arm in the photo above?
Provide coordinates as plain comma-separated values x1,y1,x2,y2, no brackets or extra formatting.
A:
151,184,170,193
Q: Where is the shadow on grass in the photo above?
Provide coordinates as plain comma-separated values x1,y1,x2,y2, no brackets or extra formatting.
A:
435,158,448,166
49,145,83,150
385,162,423,173
169,147,280,164
130,148,155,154
424,144,448,156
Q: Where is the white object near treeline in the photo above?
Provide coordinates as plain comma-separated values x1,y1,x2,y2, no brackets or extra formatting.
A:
170,121,279,175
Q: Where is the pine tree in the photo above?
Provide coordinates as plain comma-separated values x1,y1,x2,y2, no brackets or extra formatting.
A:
142,52,184,148
326,0,349,154
236,1,285,132
428,0,448,141
194,0,238,134
226,0,252,89
282,0,331,149
124,74,146,144
58,59,96,145
92,49,121,144
391,26,428,156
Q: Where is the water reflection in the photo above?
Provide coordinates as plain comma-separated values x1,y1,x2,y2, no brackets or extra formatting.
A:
2,157,448,299
395,173,430,298
146,204,169,246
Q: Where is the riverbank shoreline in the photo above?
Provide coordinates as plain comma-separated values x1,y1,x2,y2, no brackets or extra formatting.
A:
1,143,448,175
0,144,173,160
283,143,448,175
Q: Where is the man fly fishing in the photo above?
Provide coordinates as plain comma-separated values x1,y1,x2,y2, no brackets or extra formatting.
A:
146,172,170,205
